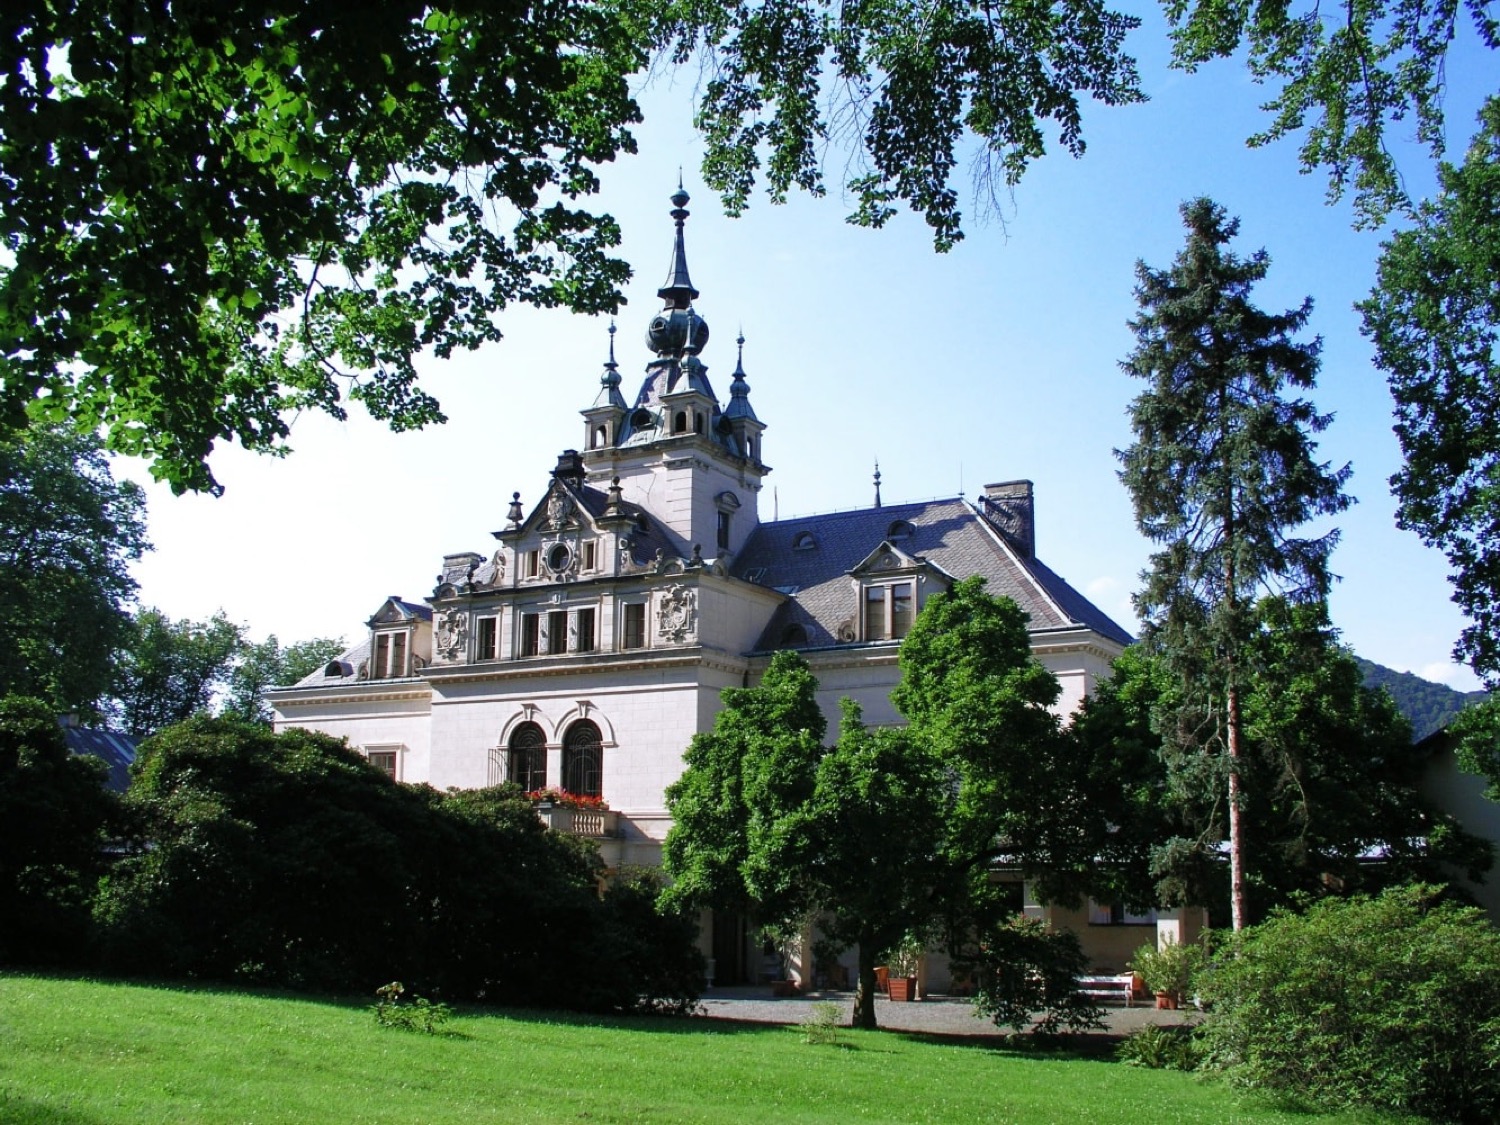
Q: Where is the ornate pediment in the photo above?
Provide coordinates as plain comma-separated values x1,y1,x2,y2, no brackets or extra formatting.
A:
847,541,924,577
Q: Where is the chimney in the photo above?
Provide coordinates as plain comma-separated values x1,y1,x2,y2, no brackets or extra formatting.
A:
981,480,1035,557
553,449,586,488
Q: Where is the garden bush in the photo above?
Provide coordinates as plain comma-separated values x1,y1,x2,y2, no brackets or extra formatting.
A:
961,915,1105,1036
1196,884,1500,1122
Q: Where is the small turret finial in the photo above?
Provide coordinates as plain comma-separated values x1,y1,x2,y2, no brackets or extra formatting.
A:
508,491,524,525
874,459,883,509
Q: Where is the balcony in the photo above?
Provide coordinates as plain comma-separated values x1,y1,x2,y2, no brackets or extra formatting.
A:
536,804,619,839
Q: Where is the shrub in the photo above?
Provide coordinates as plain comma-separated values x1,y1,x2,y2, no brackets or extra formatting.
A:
1129,937,1207,1007
1116,1023,1201,1070
962,915,1105,1036
798,1002,845,1046
373,981,452,1034
1196,885,1500,1122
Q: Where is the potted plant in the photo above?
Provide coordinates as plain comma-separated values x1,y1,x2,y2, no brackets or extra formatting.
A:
1130,938,1205,1010
884,933,923,1002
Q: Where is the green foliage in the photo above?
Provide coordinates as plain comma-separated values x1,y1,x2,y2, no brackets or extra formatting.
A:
1119,198,1353,928
1085,631,1490,924
1453,695,1500,801
1160,0,1497,226
655,0,1144,251
2,0,646,493
222,634,346,725
1196,885,1500,1122
1129,938,1206,1005
961,915,1106,1037
0,428,148,716
372,981,452,1035
1116,1023,1202,1071
583,866,705,1016
108,609,245,738
663,650,825,919
1355,656,1488,742
0,695,119,965
797,1002,844,1046
1361,99,1500,685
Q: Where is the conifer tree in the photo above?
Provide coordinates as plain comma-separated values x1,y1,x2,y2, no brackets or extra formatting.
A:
1118,198,1352,930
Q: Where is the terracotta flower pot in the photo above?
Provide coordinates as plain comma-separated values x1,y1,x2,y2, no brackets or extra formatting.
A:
1154,990,1178,1010
888,976,918,1002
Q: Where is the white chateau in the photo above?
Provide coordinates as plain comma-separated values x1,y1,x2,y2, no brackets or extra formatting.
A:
272,189,1190,986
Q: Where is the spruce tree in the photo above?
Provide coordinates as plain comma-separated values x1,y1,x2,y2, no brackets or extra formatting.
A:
1118,198,1352,930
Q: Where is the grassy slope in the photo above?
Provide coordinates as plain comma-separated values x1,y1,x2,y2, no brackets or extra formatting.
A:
0,976,1405,1125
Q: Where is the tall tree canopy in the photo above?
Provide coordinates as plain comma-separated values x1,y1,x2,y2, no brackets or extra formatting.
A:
1162,0,1497,226
1361,100,1500,686
0,427,148,715
222,634,346,725
1118,198,1352,929
2,0,1143,493
109,609,244,739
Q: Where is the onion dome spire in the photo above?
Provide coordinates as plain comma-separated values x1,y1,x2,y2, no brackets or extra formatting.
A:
592,321,627,410
658,178,699,309
646,183,710,356
724,332,758,422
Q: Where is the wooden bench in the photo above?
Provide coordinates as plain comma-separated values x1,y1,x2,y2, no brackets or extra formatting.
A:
1077,974,1137,1006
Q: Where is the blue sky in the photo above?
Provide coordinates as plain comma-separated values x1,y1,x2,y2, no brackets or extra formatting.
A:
117,9,1495,689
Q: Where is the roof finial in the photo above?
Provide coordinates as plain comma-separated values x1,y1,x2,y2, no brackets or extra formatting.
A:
659,183,698,308
873,459,883,509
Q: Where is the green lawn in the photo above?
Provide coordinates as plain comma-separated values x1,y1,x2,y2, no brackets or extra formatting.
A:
0,975,1405,1124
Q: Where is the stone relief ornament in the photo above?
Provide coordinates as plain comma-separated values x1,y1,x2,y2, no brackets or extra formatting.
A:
658,584,698,642
489,549,506,585
435,609,469,662
547,490,573,530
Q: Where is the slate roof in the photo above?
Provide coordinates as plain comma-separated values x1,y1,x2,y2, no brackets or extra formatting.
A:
285,639,370,689
732,497,1133,652
61,724,137,792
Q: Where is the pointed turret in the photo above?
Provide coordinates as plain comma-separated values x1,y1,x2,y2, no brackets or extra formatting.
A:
646,184,710,358
724,333,765,464
582,323,628,451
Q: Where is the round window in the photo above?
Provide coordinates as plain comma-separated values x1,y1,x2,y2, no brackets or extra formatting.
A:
547,544,572,572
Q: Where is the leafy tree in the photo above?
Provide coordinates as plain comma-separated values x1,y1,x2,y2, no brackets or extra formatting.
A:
1160,0,1497,227
657,0,1144,250
662,650,825,920
3,0,645,493
0,695,119,966
1093,613,1490,922
223,634,345,725
0,428,148,715
1118,198,1353,929
109,610,244,738
803,702,945,1029
1361,99,1500,687
98,717,701,1011
3,2,1150,488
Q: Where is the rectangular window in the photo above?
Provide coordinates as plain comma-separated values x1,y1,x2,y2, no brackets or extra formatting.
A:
390,633,407,676
521,613,540,657
717,511,731,550
622,602,646,650
367,750,398,780
576,607,596,653
524,550,540,578
582,541,598,571
373,633,391,678
863,582,916,641
547,610,569,655
1088,901,1159,926
476,616,498,661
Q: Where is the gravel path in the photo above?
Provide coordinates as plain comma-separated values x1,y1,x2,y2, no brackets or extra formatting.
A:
697,986,1199,1041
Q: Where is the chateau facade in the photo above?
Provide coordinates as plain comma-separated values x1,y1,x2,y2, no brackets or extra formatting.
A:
271,188,1165,984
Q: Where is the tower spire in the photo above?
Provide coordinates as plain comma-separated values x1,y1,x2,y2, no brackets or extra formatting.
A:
874,459,882,509
658,183,699,309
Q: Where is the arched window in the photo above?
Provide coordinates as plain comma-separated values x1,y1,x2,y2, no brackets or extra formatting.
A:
592,424,608,449
562,720,603,798
886,519,915,540
693,412,704,434
673,411,688,434
779,623,809,648
508,722,547,792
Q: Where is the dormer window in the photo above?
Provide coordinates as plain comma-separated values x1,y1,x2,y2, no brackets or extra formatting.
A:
863,581,915,641
371,631,410,678
886,519,915,541
792,531,817,551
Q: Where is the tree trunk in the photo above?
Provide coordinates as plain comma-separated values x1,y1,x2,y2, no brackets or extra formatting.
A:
852,939,879,1029
1227,682,1247,931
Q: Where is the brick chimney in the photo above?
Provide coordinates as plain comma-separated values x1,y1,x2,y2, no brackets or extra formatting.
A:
981,480,1035,558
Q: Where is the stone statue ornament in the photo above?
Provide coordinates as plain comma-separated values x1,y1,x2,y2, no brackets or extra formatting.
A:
658,584,698,642
435,609,469,661
547,489,573,530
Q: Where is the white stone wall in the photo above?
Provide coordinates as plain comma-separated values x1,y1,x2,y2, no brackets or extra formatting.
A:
274,691,433,781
